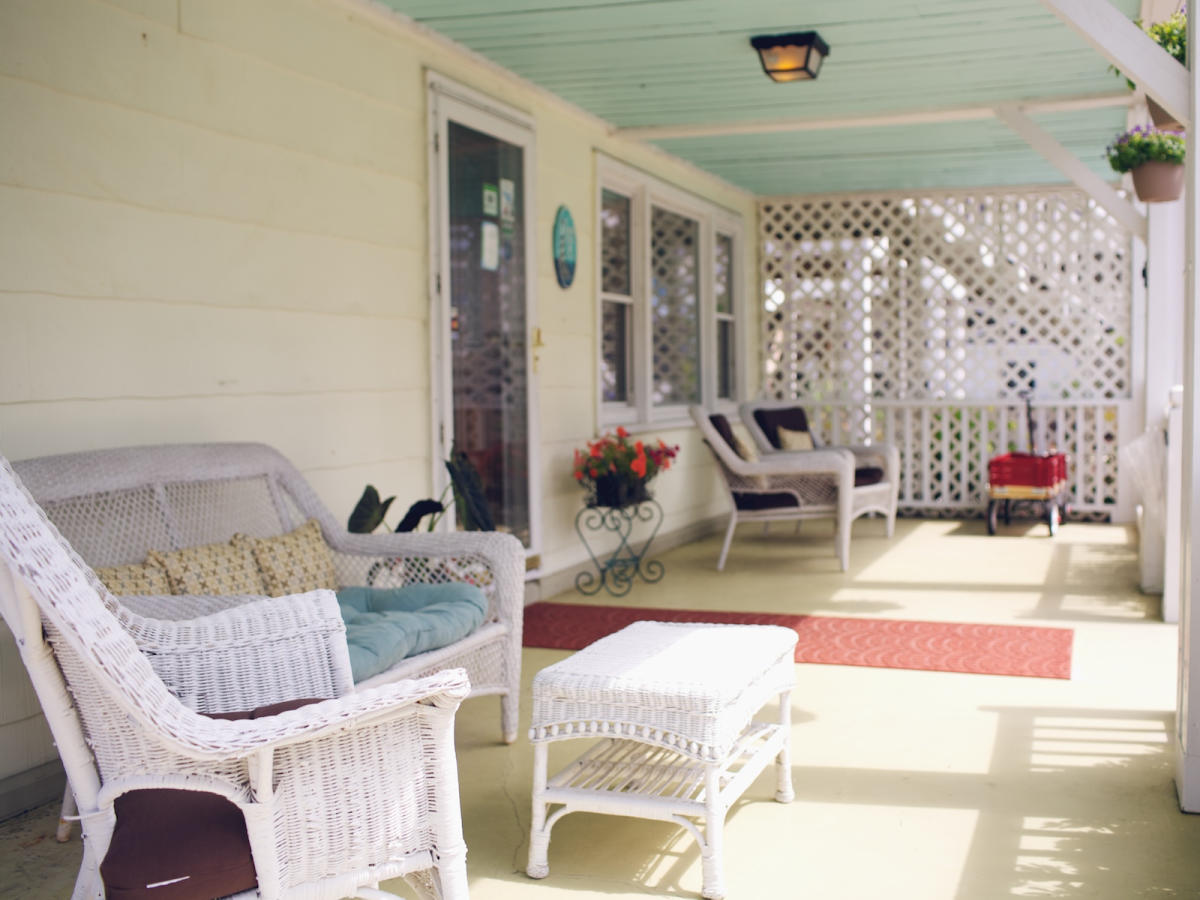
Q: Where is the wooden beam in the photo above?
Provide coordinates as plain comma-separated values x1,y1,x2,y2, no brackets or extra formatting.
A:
1040,0,1189,128
994,105,1146,239
613,93,1130,141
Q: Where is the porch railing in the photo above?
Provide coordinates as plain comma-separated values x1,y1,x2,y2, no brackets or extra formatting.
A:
798,399,1127,517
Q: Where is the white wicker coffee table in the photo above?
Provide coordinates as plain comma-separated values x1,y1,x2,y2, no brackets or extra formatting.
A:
526,620,797,899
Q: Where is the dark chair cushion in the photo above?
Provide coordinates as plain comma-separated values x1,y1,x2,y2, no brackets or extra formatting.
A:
733,491,801,511
101,698,320,899
854,467,886,487
100,790,257,900
708,413,738,452
753,407,811,450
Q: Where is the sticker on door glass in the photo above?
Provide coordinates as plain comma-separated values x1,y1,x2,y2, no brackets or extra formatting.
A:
482,183,499,217
500,179,515,224
481,221,500,271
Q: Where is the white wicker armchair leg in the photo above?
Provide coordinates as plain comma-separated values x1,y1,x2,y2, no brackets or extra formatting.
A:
501,692,519,745
699,767,727,900
526,742,551,879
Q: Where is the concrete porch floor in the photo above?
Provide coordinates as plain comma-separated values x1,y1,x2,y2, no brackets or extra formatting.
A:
3,516,1198,898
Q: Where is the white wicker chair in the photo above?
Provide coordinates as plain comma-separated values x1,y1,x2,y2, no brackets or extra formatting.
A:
691,407,894,571
12,443,525,743
0,456,471,899
739,399,901,530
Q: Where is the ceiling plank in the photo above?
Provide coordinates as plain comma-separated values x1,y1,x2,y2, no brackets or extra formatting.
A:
1040,0,1189,127
614,93,1129,140
994,104,1146,238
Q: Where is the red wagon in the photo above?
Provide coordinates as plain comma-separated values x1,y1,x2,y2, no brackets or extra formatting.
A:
986,451,1069,536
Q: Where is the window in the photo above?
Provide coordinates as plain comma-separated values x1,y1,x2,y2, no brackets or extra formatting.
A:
597,157,742,426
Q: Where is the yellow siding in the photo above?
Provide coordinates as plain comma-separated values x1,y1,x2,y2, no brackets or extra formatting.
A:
0,0,755,583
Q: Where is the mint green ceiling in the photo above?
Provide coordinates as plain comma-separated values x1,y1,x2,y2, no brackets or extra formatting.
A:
382,0,1142,195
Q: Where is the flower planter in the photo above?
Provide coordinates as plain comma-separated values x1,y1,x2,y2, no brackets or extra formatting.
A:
1147,96,1185,132
1131,160,1185,203
590,475,650,509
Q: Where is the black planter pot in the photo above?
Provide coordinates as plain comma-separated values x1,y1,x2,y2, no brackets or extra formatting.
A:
590,475,650,509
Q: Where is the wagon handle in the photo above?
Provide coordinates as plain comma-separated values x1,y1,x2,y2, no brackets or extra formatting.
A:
1018,389,1036,454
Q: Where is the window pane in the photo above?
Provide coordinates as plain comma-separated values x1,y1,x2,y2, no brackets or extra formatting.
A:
715,233,733,314
601,301,630,403
651,206,700,407
601,189,631,296
717,319,734,399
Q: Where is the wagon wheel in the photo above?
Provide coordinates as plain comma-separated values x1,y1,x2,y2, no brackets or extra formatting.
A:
1003,499,1012,526
1046,501,1060,537
986,500,999,535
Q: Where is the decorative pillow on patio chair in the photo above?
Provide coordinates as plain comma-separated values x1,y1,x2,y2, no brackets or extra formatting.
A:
740,399,901,506
0,457,472,900
691,406,894,571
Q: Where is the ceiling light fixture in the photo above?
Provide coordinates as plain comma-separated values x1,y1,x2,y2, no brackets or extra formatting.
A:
750,31,830,82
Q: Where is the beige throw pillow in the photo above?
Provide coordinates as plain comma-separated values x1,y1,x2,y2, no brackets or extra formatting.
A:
147,541,266,596
778,426,815,451
730,428,759,463
94,561,170,596
234,519,337,597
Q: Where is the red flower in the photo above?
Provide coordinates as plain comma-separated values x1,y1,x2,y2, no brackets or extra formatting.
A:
590,443,603,458
616,426,629,438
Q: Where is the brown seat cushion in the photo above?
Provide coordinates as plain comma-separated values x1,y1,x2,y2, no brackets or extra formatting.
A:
100,789,257,900
100,698,320,900
753,407,812,449
854,466,886,487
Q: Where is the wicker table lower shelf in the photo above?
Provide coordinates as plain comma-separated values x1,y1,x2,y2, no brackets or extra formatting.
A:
526,621,797,900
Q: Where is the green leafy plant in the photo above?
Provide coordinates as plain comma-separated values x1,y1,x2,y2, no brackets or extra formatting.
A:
348,442,496,534
1106,125,1186,173
1112,10,1187,89
348,486,445,534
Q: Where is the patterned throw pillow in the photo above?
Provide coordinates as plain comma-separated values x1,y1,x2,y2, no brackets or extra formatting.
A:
94,561,170,596
234,519,337,597
147,541,266,596
777,426,815,451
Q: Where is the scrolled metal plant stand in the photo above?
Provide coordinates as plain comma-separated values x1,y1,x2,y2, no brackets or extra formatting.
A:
574,499,665,597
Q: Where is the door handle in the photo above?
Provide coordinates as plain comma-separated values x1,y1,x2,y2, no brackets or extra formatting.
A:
532,326,545,373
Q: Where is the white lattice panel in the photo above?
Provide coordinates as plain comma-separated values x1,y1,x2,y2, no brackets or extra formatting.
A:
760,187,1133,516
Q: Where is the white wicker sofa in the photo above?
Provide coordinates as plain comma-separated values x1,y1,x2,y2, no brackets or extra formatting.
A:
11,442,526,743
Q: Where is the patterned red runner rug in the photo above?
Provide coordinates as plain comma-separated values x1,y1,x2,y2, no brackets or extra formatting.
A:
523,603,1073,679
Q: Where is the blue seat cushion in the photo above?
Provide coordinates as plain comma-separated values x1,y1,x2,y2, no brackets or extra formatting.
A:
336,583,489,683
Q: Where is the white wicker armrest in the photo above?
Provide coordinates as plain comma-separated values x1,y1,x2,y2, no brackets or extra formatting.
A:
327,528,525,623
741,448,853,478
160,669,471,760
842,443,900,482
117,590,355,712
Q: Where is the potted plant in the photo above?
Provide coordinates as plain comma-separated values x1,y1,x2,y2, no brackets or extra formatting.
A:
1113,10,1187,129
1107,125,1186,203
573,427,679,508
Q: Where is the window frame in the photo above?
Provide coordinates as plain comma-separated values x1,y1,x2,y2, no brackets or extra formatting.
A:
595,155,744,430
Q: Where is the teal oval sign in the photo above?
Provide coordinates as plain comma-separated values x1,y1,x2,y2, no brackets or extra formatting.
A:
553,204,576,289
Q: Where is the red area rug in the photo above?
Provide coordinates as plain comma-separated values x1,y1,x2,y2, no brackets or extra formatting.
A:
523,603,1073,679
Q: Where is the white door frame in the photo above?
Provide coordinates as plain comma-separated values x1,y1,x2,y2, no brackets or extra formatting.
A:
426,72,542,557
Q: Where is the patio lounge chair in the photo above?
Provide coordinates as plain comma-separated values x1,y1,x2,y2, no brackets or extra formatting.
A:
0,456,471,899
691,406,894,571
739,399,900,532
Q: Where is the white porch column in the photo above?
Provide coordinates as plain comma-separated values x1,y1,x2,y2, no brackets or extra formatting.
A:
1175,0,1200,811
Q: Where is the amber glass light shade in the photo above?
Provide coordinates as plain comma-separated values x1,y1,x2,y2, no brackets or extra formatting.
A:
750,31,830,82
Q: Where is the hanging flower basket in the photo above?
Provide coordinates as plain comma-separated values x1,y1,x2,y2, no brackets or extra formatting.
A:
1106,126,1186,204
1130,159,1186,203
